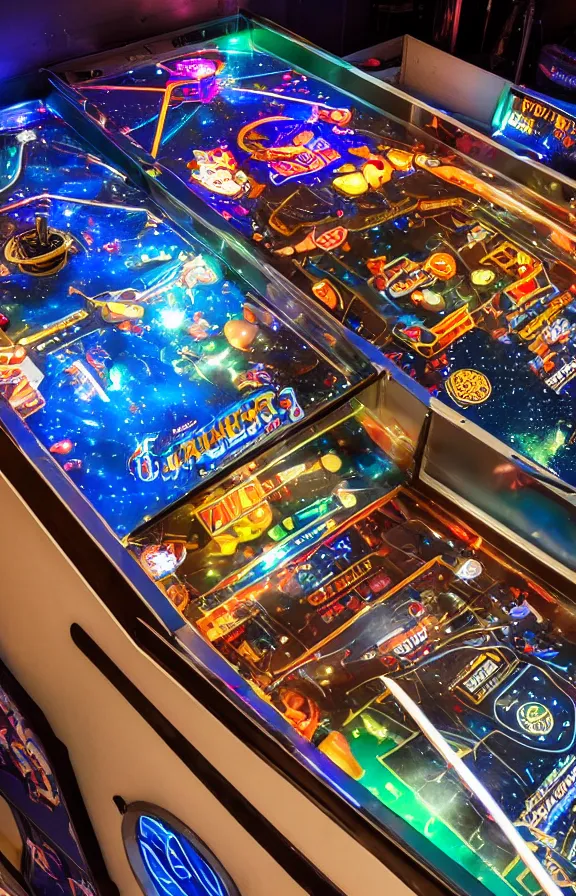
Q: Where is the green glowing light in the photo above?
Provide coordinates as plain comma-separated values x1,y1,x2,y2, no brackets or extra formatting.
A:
346,727,531,896
204,348,230,367
514,427,566,467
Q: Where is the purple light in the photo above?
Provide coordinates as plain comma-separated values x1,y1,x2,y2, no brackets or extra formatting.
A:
174,58,218,80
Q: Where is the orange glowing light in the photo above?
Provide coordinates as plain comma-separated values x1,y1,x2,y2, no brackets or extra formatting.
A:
312,279,342,310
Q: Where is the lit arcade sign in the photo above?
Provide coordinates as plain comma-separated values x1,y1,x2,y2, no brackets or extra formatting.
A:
129,387,303,483
493,85,576,161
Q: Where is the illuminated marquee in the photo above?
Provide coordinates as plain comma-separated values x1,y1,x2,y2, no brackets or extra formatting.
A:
498,87,576,154
129,387,303,483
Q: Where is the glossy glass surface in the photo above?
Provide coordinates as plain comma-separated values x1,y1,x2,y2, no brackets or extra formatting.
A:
63,20,576,490
492,85,576,179
422,412,576,576
130,391,411,615
0,100,369,535
133,396,576,896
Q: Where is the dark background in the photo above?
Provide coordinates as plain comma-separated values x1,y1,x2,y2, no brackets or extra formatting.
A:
1,0,575,83
1,0,233,79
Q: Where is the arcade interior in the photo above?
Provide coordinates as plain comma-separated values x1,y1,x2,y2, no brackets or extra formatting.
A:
1,1,576,895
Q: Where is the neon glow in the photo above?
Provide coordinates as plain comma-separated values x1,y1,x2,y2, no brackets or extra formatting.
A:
72,34,576,491
0,101,359,534
128,386,304,483
136,814,238,896
173,59,219,80
493,85,576,175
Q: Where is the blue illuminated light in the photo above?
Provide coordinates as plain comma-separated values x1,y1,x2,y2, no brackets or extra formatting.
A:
494,84,576,167
136,814,238,896
0,102,353,536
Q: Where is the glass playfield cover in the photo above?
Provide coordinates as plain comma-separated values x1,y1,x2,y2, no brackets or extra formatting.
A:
54,15,576,493
0,97,371,535
132,383,576,896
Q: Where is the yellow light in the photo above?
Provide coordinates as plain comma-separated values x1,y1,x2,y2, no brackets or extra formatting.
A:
332,170,369,196
471,268,495,286
320,452,342,473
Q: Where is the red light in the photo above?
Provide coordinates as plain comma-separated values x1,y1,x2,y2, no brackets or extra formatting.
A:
409,601,425,618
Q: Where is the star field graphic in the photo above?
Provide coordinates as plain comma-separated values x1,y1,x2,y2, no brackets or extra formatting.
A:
70,31,576,487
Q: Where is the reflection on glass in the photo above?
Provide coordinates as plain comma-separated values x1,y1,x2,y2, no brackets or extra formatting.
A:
422,413,576,574
134,397,576,896
0,101,368,536
65,20,576,491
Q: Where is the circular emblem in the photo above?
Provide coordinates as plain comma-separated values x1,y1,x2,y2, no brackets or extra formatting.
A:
517,702,554,736
425,252,457,281
446,368,492,406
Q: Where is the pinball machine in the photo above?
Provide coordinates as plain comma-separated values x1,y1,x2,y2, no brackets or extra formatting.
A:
1,10,576,896
50,14,576,489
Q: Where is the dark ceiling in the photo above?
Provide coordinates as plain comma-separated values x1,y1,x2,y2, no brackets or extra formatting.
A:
1,0,235,79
